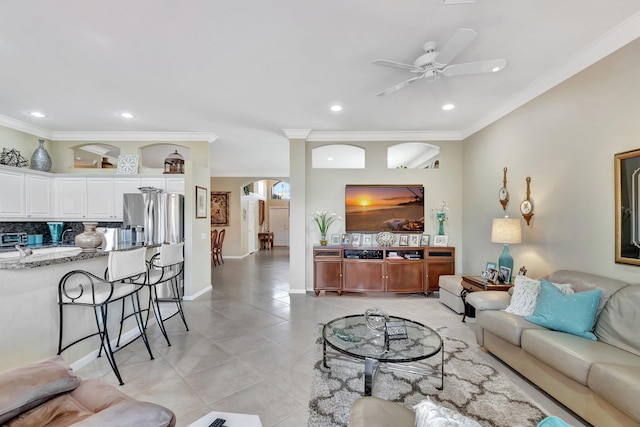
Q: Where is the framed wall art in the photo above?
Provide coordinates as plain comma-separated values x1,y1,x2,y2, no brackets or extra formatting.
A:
615,149,640,265
195,186,208,219
211,191,230,226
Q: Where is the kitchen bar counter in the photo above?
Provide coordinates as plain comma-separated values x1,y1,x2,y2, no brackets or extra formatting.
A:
0,243,163,372
0,243,161,270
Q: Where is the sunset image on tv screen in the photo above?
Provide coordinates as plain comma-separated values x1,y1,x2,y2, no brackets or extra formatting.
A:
345,185,424,232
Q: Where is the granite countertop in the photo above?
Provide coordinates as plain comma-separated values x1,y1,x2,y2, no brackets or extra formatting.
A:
0,243,161,270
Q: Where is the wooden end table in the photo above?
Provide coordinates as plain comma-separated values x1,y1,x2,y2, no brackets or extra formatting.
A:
460,276,513,322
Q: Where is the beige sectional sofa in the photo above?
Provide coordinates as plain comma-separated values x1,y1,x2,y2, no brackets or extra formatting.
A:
467,270,640,427
0,356,176,426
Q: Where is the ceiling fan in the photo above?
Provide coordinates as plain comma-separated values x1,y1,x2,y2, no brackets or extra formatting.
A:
373,28,506,96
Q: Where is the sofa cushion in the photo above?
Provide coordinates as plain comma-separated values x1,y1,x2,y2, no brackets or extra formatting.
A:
4,393,93,427
0,356,81,424
521,329,640,386
588,363,640,421
414,398,481,427
69,379,176,427
525,280,601,340
547,270,630,316
504,276,573,317
477,310,546,346
594,284,640,357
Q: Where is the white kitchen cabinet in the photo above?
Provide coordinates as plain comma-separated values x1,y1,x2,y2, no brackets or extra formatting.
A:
113,178,141,219
26,174,52,218
0,168,25,217
55,177,87,218
140,177,165,191
86,178,115,219
166,177,185,194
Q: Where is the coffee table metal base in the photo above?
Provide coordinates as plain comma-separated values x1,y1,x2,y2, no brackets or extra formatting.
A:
323,340,444,396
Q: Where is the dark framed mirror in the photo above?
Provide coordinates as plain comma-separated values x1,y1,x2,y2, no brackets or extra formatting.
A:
615,148,640,265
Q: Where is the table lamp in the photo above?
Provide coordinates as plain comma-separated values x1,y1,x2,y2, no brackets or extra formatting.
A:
491,216,522,283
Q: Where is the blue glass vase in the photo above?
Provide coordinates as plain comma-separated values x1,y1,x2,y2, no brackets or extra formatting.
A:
436,213,446,235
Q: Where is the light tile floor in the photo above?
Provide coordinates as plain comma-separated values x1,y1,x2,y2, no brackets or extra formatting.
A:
75,248,590,427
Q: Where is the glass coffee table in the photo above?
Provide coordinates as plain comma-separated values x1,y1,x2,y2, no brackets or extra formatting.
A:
323,314,443,396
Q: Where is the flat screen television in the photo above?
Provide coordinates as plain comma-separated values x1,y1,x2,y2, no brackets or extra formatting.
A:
345,185,424,233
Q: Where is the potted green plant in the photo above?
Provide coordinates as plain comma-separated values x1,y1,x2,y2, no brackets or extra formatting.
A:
312,210,341,246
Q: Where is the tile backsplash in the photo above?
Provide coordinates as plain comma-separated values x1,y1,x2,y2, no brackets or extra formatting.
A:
0,221,122,245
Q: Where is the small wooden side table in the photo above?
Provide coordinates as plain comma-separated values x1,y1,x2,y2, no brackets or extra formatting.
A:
258,232,274,250
460,276,513,322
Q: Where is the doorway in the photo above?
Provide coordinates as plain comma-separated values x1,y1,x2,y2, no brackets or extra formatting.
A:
269,206,289,247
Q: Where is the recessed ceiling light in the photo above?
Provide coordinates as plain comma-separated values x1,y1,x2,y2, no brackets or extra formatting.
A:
492,66,501,72
330,105,342,112
120,112,134,119
30,112,45,118
442,104,455,111
327,157,334,161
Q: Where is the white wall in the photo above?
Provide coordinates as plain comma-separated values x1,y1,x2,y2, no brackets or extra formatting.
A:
293,139,463,292
462,37,640,282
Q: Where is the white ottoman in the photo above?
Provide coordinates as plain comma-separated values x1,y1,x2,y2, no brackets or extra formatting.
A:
438,275,464,314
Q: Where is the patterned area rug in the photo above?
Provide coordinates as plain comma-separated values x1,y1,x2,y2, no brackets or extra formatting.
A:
308,325,546,427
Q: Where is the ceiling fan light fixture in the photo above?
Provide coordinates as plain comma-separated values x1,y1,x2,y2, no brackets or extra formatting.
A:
442,103,455,111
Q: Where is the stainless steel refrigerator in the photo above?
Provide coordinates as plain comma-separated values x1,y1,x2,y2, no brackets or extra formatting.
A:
122,192,184,244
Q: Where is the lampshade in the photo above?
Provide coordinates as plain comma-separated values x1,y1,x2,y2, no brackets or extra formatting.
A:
491,217,522,245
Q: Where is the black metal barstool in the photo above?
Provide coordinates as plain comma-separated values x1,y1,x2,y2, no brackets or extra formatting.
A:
57,247,154,385
143,242,188,346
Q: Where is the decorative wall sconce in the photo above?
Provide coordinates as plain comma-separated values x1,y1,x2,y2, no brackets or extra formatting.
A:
520,176,534,225
498,167,509,211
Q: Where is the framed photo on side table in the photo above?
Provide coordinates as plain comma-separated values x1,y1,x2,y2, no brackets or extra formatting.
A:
351,233,361,246
399,234,409,246
420,234,430,246
341,234,351,246
362,234,372,247
409,234,420,247
432,235,449,247
330,234,340,246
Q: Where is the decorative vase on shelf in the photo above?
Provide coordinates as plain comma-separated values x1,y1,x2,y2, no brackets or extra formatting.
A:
320,234,328,246
75,222,103,251
436,212,446,235
30,139,52,172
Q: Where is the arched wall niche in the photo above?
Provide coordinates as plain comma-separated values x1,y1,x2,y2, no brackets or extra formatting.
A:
72,143,120,169
387,142,441,169
140,143,191,170
312,144,365,169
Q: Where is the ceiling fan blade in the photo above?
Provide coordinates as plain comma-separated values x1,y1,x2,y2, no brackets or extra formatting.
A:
376,76,423,96
373,59,422,73
442,59,506,76
433,28,476,66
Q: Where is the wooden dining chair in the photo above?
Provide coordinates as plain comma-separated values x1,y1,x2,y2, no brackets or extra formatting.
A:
210,229,218,264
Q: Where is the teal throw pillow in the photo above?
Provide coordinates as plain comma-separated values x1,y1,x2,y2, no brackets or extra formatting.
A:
525,279,601,340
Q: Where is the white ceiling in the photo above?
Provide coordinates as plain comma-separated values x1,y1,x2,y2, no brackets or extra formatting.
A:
1,1,640,177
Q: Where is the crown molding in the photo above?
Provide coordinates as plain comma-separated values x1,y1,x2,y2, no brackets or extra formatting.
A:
0,115,53,139
282,129,312,139
306,130,463,142
50,131,218,143
462,10,640,139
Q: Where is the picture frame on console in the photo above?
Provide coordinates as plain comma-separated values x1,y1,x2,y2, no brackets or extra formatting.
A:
433,235,448,247
409,234,420,247
362,234,372,247
341,234,351,246
420,234,430,246
351,233,361,246
330,234,340,246
399,234,409,246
